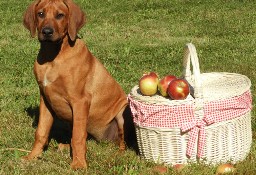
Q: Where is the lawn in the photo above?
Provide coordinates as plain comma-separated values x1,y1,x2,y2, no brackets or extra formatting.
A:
0,0,256,174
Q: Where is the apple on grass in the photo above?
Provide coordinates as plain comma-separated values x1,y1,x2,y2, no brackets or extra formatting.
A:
216,164,235,174
139,72,159,96
167,79,190,100
153,165,168,174
158,75,177,97
173,164,185,172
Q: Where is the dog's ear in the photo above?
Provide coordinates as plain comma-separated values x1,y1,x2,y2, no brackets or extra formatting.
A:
23,0,40,37
65,0,86,41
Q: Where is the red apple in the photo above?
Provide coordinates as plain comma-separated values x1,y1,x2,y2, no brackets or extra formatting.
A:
153,165,168,174
158,75,177,97
216,164,235,174
139,72,159,96
167,79,190,100
173,164,185,172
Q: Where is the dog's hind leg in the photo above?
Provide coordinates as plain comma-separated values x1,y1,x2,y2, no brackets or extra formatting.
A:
114,105,126,151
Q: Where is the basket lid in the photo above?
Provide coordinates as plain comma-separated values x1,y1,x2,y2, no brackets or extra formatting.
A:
130,86,194,105
130,72,251,104
194,72,251,101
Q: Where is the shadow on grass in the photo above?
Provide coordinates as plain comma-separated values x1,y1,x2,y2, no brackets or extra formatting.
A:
123,106,139,154
25,106,72,145
25,105,139,154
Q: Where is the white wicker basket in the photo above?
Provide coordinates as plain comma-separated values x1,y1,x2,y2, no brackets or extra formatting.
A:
129,43,252,165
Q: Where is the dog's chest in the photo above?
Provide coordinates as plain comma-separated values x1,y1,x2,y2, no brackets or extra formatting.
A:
35,63,62,91
40,68,57,87
43,73,50,87
35,64,74,119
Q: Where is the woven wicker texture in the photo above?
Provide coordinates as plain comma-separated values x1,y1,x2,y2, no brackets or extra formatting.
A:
135,112,251,165
129,43,252,165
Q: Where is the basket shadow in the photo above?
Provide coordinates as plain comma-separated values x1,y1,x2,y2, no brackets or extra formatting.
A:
123,106,139,154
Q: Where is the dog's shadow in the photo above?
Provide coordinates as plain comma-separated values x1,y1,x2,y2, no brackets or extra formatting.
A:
26,106,72,145
25,105,139,153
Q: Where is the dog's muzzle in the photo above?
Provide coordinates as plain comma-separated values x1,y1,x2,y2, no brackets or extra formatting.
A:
42,27,54,38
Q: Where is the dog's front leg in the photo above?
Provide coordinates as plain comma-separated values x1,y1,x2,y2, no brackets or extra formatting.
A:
23,94,54,160
70,99,89,170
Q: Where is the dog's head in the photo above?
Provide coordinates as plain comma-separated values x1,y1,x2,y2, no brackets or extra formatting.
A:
23,0,86,42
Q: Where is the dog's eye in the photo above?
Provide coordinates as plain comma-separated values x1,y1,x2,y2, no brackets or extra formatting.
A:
56,13,65,20
37,12,45,18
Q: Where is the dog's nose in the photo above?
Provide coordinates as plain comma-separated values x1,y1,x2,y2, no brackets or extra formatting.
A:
42,27,54,37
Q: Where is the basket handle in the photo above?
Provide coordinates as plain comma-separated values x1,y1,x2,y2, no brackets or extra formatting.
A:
182,43,206,157
182,43,203,100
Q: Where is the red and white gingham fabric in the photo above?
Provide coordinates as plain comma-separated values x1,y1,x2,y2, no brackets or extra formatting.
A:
128,91,252,158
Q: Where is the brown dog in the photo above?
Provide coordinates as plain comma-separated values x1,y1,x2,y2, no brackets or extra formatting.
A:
23,0,128,169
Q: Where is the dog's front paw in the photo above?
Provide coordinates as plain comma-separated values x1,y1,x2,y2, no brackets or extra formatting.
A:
71,159,88,170
21,153,40,161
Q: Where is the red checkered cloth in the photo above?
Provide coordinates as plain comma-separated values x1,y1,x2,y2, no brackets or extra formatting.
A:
128,90,252,158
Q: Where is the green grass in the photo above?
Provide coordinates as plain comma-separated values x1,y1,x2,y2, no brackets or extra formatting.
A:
1,0,256,174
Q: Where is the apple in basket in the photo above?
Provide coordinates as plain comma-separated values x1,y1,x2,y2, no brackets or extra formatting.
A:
167,78,190,100
215,164,236,174
139,72,159,96
158,75,177,97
